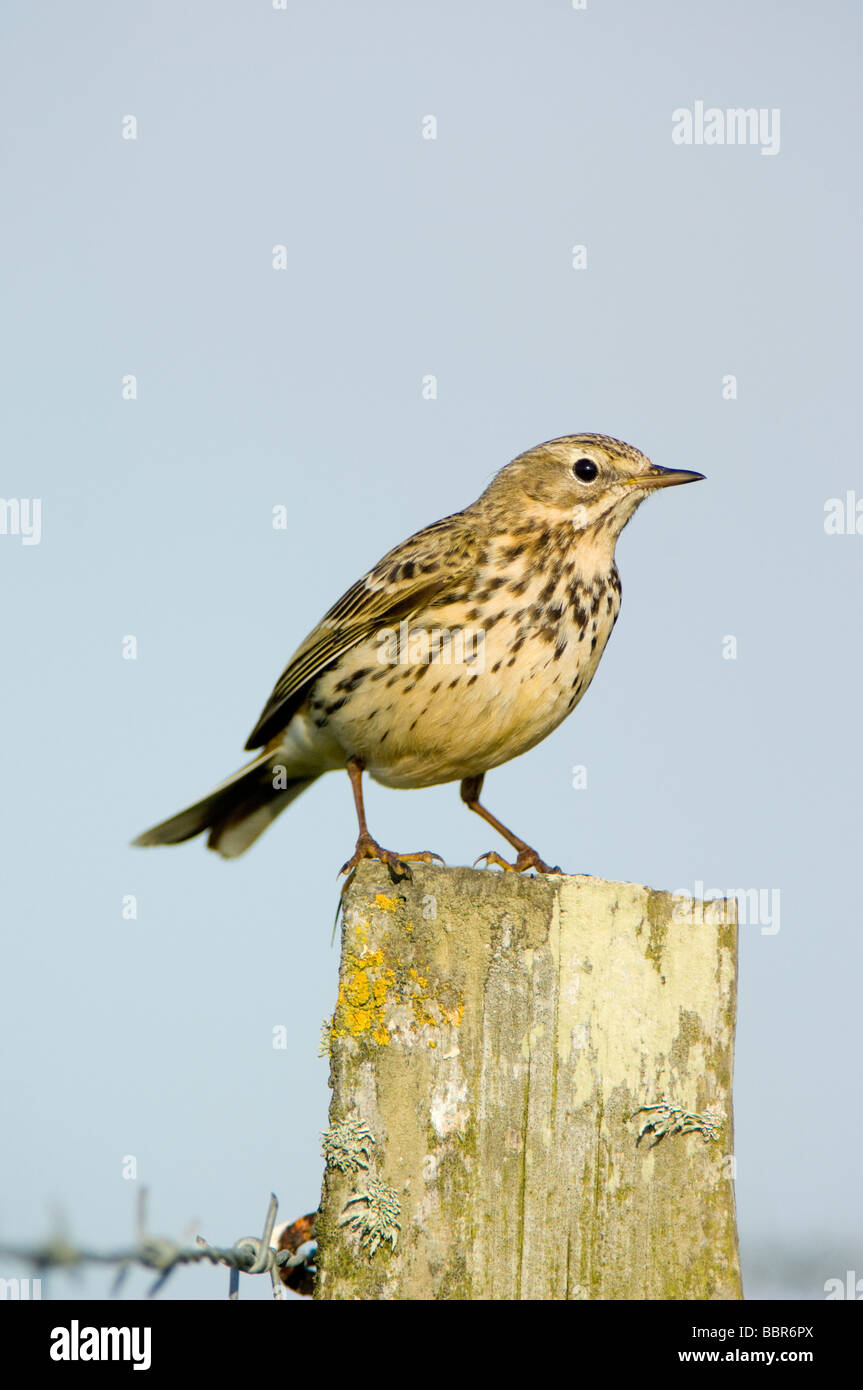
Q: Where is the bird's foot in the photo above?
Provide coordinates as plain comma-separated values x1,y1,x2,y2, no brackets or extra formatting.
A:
340,833,445,883
474,847,563,875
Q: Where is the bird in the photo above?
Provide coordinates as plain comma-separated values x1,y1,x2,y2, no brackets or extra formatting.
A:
133,433,703,875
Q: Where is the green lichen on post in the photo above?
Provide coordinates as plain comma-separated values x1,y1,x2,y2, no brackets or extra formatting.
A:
645,888,673,974
322,1117,374,1174
340,1179,401,1256
631,1100,724,1146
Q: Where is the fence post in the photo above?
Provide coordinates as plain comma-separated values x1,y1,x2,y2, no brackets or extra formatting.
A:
315,862,740,1300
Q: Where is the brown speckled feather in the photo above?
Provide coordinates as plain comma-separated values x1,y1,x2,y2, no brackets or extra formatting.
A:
245,512,481,748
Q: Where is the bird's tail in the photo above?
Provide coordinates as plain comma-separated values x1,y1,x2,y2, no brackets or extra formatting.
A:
132,750,318,859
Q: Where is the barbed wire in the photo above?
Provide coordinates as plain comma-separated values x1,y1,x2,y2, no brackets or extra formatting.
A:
0,1190,317,1300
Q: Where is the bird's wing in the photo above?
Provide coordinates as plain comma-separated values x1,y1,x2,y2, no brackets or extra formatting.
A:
245,511,480,749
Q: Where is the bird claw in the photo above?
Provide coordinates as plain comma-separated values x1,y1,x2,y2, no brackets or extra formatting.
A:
339,835,445,884
474,848,563,875
473,850,510,872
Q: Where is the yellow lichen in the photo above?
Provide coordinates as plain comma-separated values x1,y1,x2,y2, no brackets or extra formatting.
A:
345,971,371,1007
343,1006,369,1039
330,934,463,1047
331,945,397,1042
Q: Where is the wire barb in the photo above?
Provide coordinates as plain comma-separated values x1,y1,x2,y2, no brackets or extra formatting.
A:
0,1191,318,1300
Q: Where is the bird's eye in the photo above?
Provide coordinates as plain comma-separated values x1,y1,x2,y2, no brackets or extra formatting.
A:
573,458,598,482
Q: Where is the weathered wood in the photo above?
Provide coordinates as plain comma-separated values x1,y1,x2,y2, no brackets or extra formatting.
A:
315,863,740,1300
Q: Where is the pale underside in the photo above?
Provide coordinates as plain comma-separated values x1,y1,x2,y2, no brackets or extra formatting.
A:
270,535,621,790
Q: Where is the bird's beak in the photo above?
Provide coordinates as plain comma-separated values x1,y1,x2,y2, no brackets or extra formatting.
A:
624,466,706,490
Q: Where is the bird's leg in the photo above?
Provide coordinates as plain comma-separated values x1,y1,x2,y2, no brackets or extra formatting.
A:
339,757,444,881
460,774,563,875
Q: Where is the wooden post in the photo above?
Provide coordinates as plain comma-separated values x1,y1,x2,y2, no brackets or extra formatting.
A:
315,862,740,1300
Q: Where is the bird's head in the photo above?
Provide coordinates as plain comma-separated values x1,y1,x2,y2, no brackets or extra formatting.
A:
480,433,704,541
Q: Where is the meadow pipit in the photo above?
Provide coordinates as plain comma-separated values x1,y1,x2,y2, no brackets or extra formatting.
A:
134,434,703,874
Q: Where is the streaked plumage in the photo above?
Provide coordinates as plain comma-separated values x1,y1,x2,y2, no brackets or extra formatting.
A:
133,433,703,873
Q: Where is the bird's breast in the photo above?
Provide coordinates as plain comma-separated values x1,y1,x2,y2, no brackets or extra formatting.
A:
308,545,622,789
